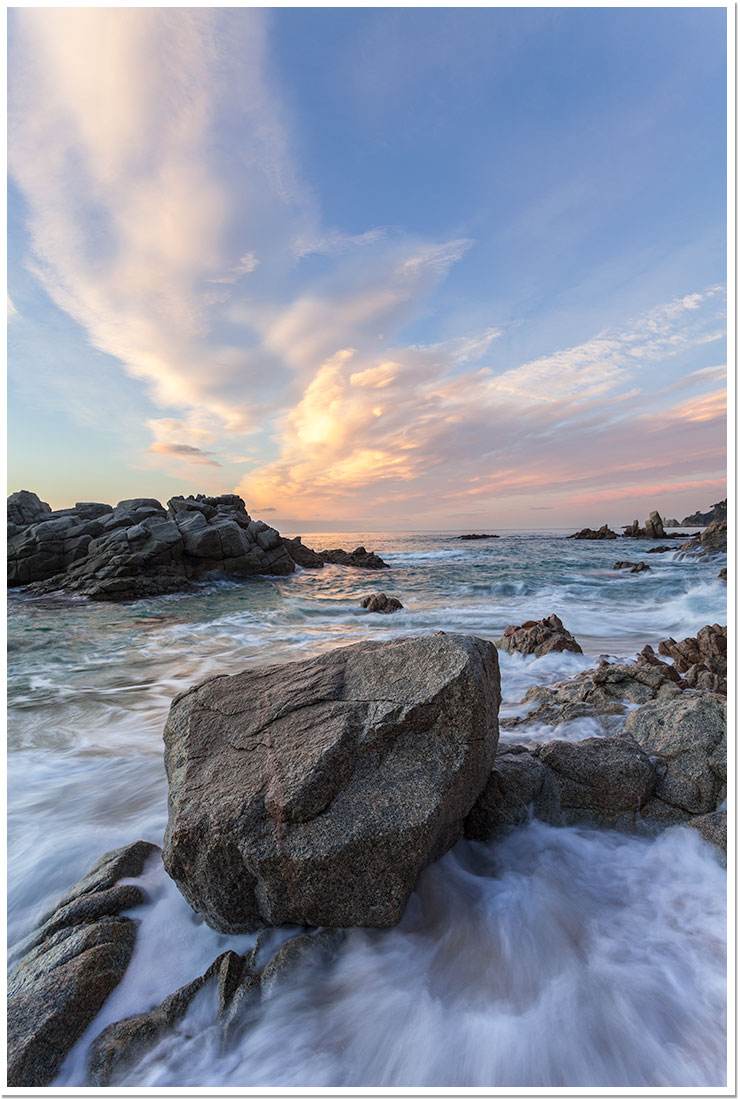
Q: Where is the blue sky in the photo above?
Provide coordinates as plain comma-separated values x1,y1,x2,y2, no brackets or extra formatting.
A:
7,7,727,529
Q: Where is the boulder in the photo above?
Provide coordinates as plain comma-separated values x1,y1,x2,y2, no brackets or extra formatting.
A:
718,567,727,582
663,518,680,528
644,511,665,539
457,533,500,540
624,693,726,815
281,536,325,569
537,736,655,827
688,810,727,866
163,633,500,933
613,561,651,573
464,747,561,840
7,490,52,528
495,614,582,658
7,841,158,1087
657,625,726,696
318,545,389,569
647,546,674,553
567,525,617,540
680,519,727,556
360,593,403,613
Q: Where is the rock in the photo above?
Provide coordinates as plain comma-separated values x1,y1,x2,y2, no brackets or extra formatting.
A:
624,694,726,815
718,567,727,582
682,500,727,526
163,633,500,933
7,490,52,528
465,747,561,840
567,525,617,540
360,593,403,613
537,736,655,828
613,561,651,573
7,840,158,1087
688,810,727,865
644,511,665,539
281,536,325,569
495,614,582,658
457,533,499,540
680,519,727,556
647,545,674,553
663,518,680,528
318,545,389,569
657,625,727,696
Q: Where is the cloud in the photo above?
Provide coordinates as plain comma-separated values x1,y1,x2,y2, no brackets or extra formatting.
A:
149,442,221,467
7,295,18,320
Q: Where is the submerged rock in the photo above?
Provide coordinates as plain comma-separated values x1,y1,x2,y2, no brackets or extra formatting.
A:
163,633,500,933
457,533,500,540
495,614,582,658
280,536,325,569
360,593,403,613
613,561,651,573
7,840,158,1087
567,524,617,540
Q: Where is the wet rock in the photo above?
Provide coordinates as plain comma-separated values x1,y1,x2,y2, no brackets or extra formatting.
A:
647,545,674,553
360,593,403,613
718,567,727,582
613,561,651,573
457,533,500,540
163,633,500,933
567,524,617,540
657,625,726,696
537,736,655,827
281,536,325,569
495,614,582,658
318,545,389,569
680,519,727,556
7,840,158,1087
624,693,726,815
465,748,561,840
682,500,727,526
688,810,727,865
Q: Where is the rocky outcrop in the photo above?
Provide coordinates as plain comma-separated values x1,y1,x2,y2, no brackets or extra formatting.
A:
680,519,727,556
360,593,403,613
7,840,158,1087
656,625,727,696
318,545,389,569
682,500,727,526
9,494,296,599
495,614,583,658
163,633,500,933
7,489,52,532
622,511,666,539
624,694,726,815
647,545,674,553
88,928,345,1085
613,561,651,573
567,525,617,540
280,536,325,569
663,518,680,528
457,533,500,540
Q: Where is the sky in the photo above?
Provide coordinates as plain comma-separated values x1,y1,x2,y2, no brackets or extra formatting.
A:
7,6,727,531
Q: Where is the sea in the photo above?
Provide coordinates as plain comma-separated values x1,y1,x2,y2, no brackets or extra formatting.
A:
6,528,728,1087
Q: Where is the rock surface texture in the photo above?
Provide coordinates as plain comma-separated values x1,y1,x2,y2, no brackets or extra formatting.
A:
656,625,727,696
495,614,583,658
163,633,500,933
8,494,295,598
360,593,404,613
7,840,158,1087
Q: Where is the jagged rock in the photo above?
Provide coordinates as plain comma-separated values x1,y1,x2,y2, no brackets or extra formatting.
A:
682,500,727,526
644,511,665,539
624,693,726,815
88,928,346,1085
10,493,296,599
495,614,582,658
281,536,325,569
318,545,389,569
567,525,617,540
613,561,651,573
360,593,403,613
657,625,727,696
464,747,561,839
7,841,158,1088
663,518,680,528
163,633,500,933
680,519,727,556
537,736,655,827
7,489,52,528
457,533,500,540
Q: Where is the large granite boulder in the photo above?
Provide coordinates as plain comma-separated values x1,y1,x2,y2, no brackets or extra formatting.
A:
163,633,500,933
495,614,582,658
624,693,726,815
657,625,727,696
464,746,561,839
7,840,158,1087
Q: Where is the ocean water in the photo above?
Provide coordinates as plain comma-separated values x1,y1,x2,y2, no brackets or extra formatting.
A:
7,529,728,1087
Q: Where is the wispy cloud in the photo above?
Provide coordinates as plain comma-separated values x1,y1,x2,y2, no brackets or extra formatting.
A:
149,442,221,467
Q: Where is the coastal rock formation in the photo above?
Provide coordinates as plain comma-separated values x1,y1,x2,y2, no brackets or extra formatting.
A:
682,500,727,526
8,494,295,598
622,511,666,539
457,533,500,540
464,747,560,839
88,929,346,1085
163,633,500,933
360,593,403,613
613,561,651,573
318,545,389,569
495,614,583,658
280,536,325,569
656,625,727,696
567,524,617,540
663,518,680,527
537,736,655,828
680,519,727,556
7,489,53,531
7,840,158,1087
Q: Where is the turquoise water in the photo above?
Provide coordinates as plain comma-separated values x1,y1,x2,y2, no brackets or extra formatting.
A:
7,529,727,1086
